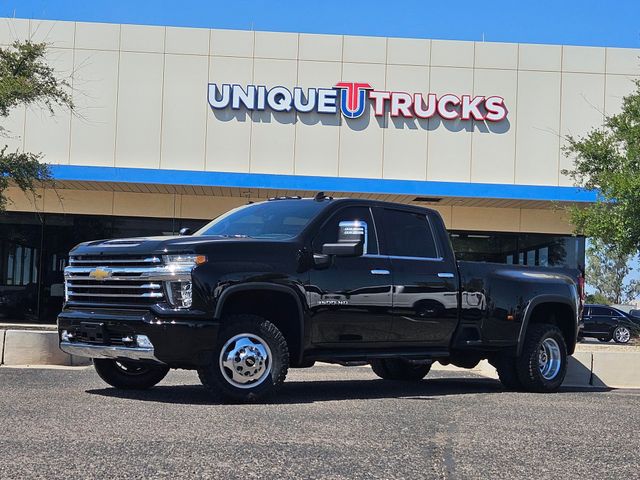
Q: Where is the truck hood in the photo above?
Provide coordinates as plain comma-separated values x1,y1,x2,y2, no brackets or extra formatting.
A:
69,235,280,256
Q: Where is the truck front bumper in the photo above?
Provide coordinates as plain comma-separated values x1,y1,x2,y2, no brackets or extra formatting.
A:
57,308,220,368
60,339,160,363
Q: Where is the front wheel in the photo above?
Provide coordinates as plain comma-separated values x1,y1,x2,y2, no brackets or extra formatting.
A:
93,359,169,389
198,315,289,403
516,324,567,393
613,326,631,344
370,359,431,381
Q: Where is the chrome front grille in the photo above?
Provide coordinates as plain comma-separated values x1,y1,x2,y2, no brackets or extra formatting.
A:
69,255,161,268
65,255,168,306
66,280,163,299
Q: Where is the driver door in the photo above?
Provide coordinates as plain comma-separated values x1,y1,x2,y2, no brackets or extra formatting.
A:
306,206,393,346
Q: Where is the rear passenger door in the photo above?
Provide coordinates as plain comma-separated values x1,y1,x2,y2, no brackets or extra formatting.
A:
378,208,459,347
589,306,614,334
581,307,595,334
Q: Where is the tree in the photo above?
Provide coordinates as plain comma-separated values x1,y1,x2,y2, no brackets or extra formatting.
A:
585,239,640,305
562,79,640,255
0,40,73,212
585,292,610,305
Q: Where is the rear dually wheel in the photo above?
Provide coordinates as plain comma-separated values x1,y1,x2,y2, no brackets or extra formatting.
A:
516,323,567,393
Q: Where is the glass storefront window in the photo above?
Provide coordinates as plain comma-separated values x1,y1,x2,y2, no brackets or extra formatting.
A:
0,212,207,324
0,213,44,322
539,247,549,267
450,230,585,270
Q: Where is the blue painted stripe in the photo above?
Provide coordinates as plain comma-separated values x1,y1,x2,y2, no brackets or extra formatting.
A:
49,165,597,203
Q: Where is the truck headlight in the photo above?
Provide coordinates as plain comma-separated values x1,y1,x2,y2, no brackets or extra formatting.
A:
162,254,205,309
163,254,207,266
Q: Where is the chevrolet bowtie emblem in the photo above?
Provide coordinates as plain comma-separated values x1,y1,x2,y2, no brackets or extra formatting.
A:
89,267,112,280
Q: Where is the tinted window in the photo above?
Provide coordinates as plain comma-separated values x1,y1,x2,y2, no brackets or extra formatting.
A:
196,200,325,239
313,206,378,255
590,306,612,316
382,209,438,258
450,231,585,269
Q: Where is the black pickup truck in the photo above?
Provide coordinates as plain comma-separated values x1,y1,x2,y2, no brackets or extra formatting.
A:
58,195,583,402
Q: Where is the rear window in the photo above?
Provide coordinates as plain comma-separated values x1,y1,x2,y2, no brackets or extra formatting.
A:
590,306,613,316
381,209,439,258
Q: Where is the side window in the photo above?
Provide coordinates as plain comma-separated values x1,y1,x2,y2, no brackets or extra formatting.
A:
313,207,378,255
381,209,439,259
590,306,609,316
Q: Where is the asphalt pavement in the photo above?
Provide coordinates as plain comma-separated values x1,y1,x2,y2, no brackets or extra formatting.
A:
0,364,638,479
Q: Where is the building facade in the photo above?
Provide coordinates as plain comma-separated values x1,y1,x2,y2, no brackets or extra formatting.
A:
1,17,638,322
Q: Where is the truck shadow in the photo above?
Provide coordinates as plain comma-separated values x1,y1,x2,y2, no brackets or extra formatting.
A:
274,377,503,404
85,376,610,405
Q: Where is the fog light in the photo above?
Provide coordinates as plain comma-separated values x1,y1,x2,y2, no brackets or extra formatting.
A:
166,281,193,309
61,330,73,342
136,335,153,349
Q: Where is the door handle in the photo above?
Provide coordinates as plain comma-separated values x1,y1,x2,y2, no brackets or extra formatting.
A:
437,272,455,278
370,269,391,275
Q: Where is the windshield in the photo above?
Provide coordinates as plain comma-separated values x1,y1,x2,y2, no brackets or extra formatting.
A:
195,200,327,239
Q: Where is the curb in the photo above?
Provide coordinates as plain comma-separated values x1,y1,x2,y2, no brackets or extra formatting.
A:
0,329,90,367
433,351,640,389
0,330,5,364
590,351,640,388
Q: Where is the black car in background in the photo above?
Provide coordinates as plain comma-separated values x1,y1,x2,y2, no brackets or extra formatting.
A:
580,304,640,343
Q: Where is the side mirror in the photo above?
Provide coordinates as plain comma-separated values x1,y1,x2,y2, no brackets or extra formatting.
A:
179,227,193,236
322,241,363,257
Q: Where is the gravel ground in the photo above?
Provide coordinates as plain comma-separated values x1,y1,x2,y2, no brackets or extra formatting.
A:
0,364,638,480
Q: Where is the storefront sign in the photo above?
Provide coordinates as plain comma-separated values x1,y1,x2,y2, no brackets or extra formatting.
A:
208,82,507,121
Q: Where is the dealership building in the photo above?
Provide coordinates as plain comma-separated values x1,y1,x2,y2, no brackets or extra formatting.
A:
1,17,638,323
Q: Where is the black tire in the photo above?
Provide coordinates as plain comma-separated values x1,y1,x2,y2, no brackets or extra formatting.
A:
613,326,631,344
370,359,431,381
492,354,523,391
93,359,169,390
197,314,289,403
516,323,567,393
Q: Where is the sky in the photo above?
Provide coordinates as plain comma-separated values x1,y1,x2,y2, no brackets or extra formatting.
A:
1,0,640,48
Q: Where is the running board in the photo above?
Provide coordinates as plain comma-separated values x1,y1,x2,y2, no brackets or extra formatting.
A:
306,348,449,363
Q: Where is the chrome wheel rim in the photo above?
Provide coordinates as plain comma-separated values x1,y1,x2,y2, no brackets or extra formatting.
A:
538,338,562,380
219,333,272,389
614,327,631,343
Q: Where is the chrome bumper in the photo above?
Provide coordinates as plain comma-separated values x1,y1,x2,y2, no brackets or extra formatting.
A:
60,341,163,363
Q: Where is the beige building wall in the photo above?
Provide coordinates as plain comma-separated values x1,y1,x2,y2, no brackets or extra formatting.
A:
1,17,638,186
1,18,637,235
